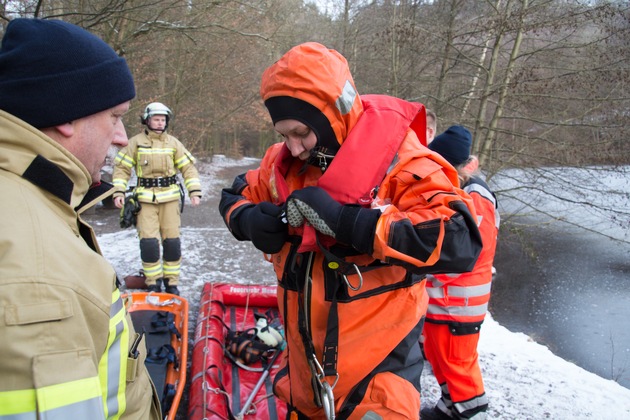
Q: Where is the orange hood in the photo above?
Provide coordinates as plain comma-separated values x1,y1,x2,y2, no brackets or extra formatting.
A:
260,42,363,149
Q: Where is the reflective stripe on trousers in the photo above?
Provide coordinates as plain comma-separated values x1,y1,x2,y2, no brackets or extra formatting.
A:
426,279,491,318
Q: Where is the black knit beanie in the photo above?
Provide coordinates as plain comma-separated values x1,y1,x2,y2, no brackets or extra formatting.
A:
428,125,473,166
0,19,135,128
264,96,339,153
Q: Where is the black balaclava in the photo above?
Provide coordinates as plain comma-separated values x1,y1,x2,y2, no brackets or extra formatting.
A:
265,96,339,172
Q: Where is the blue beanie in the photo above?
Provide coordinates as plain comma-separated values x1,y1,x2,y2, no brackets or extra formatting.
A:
428,125,472,166
0,19,135,128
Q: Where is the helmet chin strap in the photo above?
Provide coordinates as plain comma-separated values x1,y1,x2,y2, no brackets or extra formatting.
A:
147,123,166,133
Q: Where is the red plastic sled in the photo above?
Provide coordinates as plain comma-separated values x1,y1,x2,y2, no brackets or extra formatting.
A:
188,283,287,420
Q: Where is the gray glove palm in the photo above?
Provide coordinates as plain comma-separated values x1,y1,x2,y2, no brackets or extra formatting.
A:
286,186,381,254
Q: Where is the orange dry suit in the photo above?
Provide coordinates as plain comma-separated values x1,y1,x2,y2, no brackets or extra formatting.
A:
112,129,202,286
423,175,500,419
219,42,482,420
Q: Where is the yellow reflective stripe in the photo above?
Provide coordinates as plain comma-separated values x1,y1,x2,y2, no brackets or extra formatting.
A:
0,388,36,416
184,178,201,189
37,376,101,412
112,179,128,190
136,188,180,202
99,290,128,419
163,262,180,276
137,148,175,156
175,154,194,168
142,263,163,278
114,153,134,168
153,189,180,200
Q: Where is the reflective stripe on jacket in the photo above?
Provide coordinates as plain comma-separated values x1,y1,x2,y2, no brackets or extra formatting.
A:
0,110,160,420
426,176,500,324
112,129,201,203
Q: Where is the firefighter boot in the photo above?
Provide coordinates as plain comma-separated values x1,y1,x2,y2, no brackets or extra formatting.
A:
147,278,163,293
163,278,179,296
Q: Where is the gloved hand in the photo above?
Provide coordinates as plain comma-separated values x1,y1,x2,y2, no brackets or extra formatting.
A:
286,186,381,254
236,202,288,254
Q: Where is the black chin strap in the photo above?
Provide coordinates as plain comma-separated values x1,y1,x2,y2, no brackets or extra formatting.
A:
298,147,336,175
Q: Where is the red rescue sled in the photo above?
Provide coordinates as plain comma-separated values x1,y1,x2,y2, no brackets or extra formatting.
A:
188,283,287,420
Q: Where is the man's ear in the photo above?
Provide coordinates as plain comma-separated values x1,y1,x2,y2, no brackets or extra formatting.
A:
41,122,74,141
54,122,75,138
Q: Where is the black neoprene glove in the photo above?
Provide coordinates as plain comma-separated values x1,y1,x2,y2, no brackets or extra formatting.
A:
235,202,288,254
286,186,381,255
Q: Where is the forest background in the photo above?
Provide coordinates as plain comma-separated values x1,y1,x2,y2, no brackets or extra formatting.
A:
1,0,629,238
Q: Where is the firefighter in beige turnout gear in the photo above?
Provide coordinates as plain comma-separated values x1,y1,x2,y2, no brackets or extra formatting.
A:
0,18,160,419
113,102,202,295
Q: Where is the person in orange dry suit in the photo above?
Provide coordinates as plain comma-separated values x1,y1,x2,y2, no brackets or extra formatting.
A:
219,43,482,420
421,126,500,420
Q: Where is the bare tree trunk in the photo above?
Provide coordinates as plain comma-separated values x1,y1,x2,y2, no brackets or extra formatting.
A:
435,0,461,115
480,0,526,168
462,0,502,122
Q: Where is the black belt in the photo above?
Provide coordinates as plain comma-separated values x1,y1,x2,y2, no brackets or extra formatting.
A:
137,175,178,188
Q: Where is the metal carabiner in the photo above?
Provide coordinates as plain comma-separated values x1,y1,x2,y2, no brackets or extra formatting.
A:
341,263,363,291
319,381,336,420
312,355,338,420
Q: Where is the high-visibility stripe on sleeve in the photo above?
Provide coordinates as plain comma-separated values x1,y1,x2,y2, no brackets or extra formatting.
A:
465,181,500,228
184,178,201,191
464,183,496,207
0,388,36,418
114,152,135,169
112,179,128,191
0,294,131,420
0,381,104,420
37,377,103,417
175,153,195,169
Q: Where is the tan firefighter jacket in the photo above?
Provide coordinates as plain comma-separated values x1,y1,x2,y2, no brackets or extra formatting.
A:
112,129,202,203
0,110,160,419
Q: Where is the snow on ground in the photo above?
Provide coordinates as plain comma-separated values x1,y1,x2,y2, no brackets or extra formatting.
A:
94,155,630,419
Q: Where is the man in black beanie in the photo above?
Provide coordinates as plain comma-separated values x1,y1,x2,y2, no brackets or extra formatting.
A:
428,125,473,167
0,19,160,419
423,125,499,420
